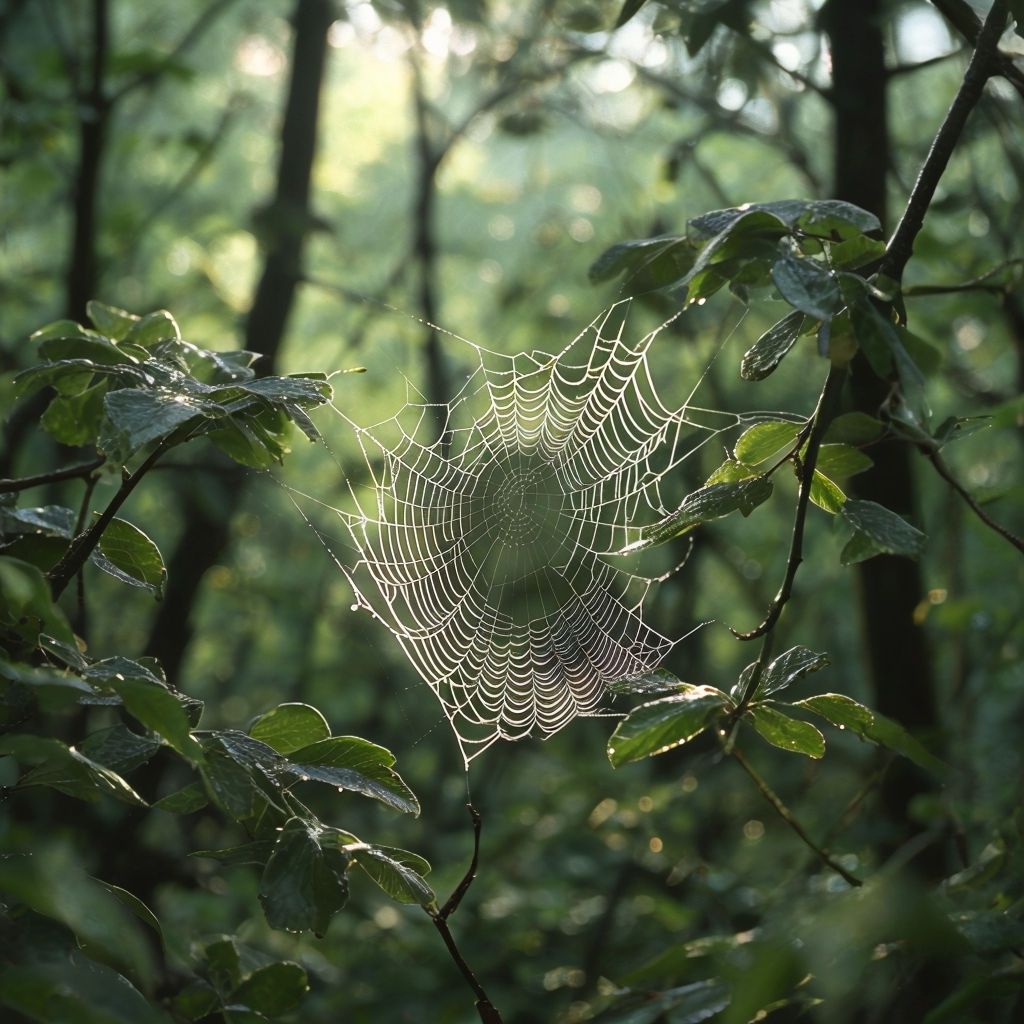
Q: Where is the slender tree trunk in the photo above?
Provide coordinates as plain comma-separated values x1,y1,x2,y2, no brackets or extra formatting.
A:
66,0,109,322
145,0,333,682
0,0,110,476
411,54,449,443
824,1,941,873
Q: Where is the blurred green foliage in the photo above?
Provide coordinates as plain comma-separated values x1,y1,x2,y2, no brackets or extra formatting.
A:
1,1,1022,1023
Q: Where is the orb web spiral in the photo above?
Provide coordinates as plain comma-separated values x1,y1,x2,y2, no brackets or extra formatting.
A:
326,304,741,764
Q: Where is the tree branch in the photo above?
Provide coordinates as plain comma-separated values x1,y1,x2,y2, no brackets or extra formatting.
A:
732,365,847,641
928,0,1024,100
0,457,105,494
730,744,862,887
47,438,171,599
427,804,502,1022
881,0,1010,284
926,450,1024,554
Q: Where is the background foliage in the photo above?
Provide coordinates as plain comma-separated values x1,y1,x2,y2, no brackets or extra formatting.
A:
1,1,1022,1022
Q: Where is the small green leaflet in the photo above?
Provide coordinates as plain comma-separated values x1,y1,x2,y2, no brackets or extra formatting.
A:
792,693,947,775
755,646,830,699
748,705,825,758
607,684,732,766
734,420,802,465
740,311,806,381
839,499,926,564
258,818,349,936
607,668,686,697
621,477,773,553
94,516,166,597
249,703,331,754
770,252,842,320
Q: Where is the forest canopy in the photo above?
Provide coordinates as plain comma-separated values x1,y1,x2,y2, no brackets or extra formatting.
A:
1,2,1023,1023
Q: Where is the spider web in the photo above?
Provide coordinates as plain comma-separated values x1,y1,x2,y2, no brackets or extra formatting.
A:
299,302,749,766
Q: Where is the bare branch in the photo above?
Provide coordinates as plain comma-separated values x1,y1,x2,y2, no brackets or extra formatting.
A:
882,0,1011,283
927,450,1024,555
730,745,862,888
0,457,105,494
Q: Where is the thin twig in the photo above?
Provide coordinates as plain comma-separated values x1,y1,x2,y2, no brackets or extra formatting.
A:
881,0,1010,284
904,257,1024,297
887,48,966,78
0,457,105,494
731,745,862,887
427,804,502,1022
732,366,847,641
928,0,1024,100
438,803,483,920
47,439,172,599
927,449,1024,554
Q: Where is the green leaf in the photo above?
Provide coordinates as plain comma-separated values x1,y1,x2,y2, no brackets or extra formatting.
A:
757,646,830,698
200,744,261,821
740,311,806,381
29,318,93,344
0,733,146,806
171,981,220,1022
704,460,758,485
0,556,75,649
607,684,732,767
349,844,435,907
192,840,275,867
748,705,825,758
100,388,208,462
848,292,896,376
287,736,420,815
792,693,946,775
622,477,772,553
607,668,685,697
734,420,802,465
829,233,886,269
87,301,138,341
101,673,204,764
0,847,156,988
771,252,842,320
39,383,109,445
259,818,349,936
588,236,695,294
839,499,926,564
154,781,209,814
249,702,331,754
0,958,167,1024
95,882,164,945
39,332,138,366
79,725,161,774
231,962,308,1016
823,411,886,446
809,470,846,514
92,517,166,597
122,309,181,347
814,443,873,478
202,936,242,993
791,692,877,734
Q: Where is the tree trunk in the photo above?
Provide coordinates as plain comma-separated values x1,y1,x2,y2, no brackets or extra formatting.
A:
823,0,943,880
145,0,333,682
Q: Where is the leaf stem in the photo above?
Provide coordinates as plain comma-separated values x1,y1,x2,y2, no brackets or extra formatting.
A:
732,365,847,640
427,804,502,1022
47,440,171,599
926,449,1024,555
0,457,105,494
730,744,862,887
880,0,1009,285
